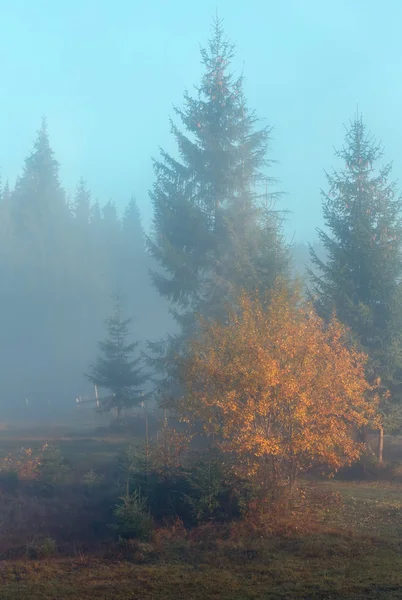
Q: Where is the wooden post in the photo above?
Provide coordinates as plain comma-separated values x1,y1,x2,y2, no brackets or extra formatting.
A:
377,427,384,464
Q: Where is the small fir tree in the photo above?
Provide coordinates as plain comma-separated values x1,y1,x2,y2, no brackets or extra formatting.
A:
86,295,147,419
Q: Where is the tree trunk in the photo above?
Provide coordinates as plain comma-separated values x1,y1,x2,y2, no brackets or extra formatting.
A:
377,427,384,464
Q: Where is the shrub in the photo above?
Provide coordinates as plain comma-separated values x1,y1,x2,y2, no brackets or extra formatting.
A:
26,536,57,559
184,455,252,524
111,488,153,541
116,443,253,527
0,447,41,480
82,469,104,489
35,444,70,491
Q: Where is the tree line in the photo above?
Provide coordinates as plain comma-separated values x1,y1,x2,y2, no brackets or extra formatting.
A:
0,121,171,416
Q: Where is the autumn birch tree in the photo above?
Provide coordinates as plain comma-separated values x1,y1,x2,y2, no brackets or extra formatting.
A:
179,280,380,495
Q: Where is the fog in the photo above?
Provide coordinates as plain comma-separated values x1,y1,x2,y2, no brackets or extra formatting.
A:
0,0,400,418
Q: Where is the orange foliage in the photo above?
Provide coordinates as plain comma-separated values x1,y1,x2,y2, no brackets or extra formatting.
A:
0,444,49,479
178,280,381,489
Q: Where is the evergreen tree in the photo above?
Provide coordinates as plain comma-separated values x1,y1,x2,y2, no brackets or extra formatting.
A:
86,295,147,419
6,119,74,409
119,197,145,312
2,180,11,203
12,118,68,235
73,177,92,227
90,198,102,228
122,197,143,248
149,18,288,315
147,18,290,404
0,175,13,306
11,118,71,300
309,113,402,440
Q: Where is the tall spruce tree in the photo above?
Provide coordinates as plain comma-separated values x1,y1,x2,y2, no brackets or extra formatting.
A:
11,118,72,304
7,119,74,408
309,113,402,447
148,18,290,405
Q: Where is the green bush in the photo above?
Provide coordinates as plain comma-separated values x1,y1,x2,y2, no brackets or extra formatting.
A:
111,488,154,541
35,444,70,491
116,446,252,527
184,456,252,523
82,468,104,489
26,536,57,559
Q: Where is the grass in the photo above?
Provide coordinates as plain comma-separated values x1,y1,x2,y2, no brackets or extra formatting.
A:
1,536,402,599
0,418,141,473
2,422,402,598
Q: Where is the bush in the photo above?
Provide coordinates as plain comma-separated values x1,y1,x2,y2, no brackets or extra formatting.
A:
116,445,253,527
35,444,70,491
26,536,57,559
82,469,104,489
111,488,154,541
184,456,252,524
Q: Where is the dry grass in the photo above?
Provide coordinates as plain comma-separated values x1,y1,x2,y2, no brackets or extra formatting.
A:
0,536,401,599
1,425,402,598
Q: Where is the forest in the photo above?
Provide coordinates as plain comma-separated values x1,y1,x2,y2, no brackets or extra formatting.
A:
1,15,402,600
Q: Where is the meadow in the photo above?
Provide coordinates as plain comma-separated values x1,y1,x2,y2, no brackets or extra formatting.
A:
1,411,402,599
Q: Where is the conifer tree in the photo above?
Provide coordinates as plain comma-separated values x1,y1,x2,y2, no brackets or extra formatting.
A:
11,118,71,299
122,197,143,248
119,198,146,308
86,295,147,419
0,175,13,300
309,113,402,447
148,18,290,404
12,118,68,235
149,18,288,316
73,177,92,227
90,199,102,228
4,120,78,409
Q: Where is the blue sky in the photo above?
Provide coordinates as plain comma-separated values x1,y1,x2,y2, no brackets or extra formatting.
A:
1,0,402,243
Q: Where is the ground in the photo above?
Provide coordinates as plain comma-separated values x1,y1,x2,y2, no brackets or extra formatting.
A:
1,415,402,599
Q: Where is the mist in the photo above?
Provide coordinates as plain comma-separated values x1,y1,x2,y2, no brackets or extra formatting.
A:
3,3,402,597
1,1,401,419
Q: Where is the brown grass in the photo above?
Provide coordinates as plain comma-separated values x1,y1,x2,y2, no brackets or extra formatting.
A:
1,424,402,598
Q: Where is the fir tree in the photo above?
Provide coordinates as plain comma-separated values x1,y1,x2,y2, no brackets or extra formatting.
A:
11,118,71,300
12,118,68,235
309,113,402,443
122,197,143,248
86,295,147,419
119,197,146,308
7,120,74,407
90,199,102,227
148,18,288,317
147,18,290,404
0,175,13,287
73,177,92,227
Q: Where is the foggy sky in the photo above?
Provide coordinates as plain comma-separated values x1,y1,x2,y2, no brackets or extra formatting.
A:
0,0,401,243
